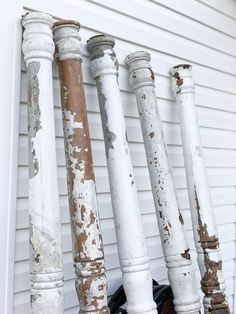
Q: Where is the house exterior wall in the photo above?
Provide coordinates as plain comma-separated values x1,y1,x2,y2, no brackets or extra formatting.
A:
12,0,236,312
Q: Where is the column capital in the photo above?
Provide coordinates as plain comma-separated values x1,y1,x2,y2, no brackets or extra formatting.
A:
126,51,155,89
87,35,118,78
53,20,83,61
170,64,195,95
87,35,115,60
22,12,54,63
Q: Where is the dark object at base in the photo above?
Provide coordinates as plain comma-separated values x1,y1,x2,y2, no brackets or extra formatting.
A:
108,280,176,314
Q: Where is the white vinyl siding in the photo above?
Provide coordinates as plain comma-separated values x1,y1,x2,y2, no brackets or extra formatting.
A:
14,0,236,312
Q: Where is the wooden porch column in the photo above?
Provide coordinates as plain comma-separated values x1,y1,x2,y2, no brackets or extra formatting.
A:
53,21,109,313
87,35,157,314
126,51,201,314
22,12,64,313
170,64,229,313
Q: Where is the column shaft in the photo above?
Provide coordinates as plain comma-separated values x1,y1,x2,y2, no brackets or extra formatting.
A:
126,51,200,314
22,12,64,314
87,35,157,314
170,64,229,313
53,21,109,313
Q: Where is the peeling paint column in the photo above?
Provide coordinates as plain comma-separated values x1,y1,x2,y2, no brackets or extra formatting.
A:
53,21,109,313
126,52,201,314
170,65,229,313
87,35,157,314
22,12,64,313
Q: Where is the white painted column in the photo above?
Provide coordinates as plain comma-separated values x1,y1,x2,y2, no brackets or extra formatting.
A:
170,64,229,313
87,35,157,314
22,12,64,313
126,52,201,314
53,21,109,313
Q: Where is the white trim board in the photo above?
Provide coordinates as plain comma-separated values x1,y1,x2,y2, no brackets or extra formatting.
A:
0,1,23,314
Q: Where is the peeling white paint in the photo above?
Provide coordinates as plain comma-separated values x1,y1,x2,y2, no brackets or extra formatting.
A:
54,22,109,312
170,65,229,313
63,108,104,259
88,35,157,314
126,51,201,314
63,109,84,131
62,107,108,310
22,12,64,314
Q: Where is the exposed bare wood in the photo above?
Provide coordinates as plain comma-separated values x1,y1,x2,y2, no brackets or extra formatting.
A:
53,21,109,313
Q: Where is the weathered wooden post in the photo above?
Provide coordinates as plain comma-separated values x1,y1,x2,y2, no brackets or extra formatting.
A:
126,51,201,314
87,35,157,314
170,64,229,313
22,12,64,313
53,21,109,313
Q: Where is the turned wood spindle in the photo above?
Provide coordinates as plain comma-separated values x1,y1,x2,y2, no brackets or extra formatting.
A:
22,12,64,313
126,51,201,314
170,64,229,313
53,21,109,313
87,35,157,314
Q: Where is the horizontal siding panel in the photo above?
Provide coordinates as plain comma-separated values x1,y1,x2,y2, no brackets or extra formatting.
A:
196,0,236,21
149,0,236,39
87,0,236,57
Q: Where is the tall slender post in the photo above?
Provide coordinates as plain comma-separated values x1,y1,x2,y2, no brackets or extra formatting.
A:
126,52,201,314
170,64,229,313
87,35,157,314
22,12,64,313
53,21,109,313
